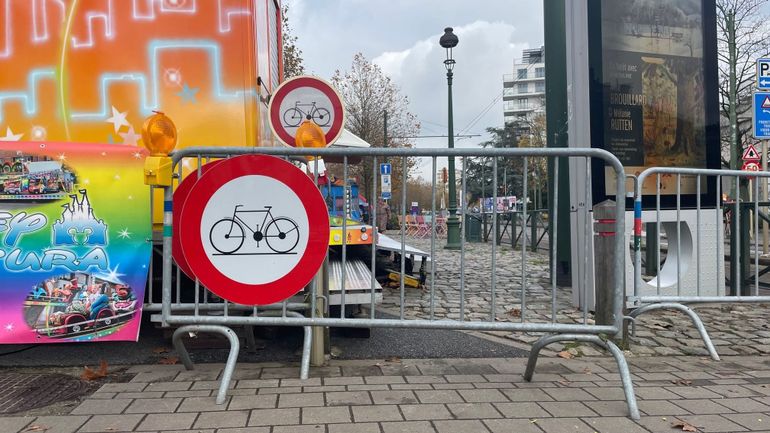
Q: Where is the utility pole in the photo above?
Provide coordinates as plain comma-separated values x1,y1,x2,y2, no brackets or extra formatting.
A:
728,8,739,177
544,0,571,283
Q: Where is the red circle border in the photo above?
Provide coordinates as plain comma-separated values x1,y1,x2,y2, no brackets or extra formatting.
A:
179,155,330,305
269,76,345,148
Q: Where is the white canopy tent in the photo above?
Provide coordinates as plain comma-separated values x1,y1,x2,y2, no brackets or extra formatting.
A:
330,129,371,148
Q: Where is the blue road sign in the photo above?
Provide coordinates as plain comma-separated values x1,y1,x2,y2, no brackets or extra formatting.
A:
380,163,391,175
754,93,770,139
381,192,392,200
759,59,770,90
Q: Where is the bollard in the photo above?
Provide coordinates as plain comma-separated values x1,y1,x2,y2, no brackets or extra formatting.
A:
593,200,616,326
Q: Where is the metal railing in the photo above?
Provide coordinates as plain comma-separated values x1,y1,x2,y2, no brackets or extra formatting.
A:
631,167,770,362
148,145,638,419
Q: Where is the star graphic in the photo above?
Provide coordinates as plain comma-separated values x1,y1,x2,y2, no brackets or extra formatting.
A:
117,228,131,239
30,126,47,140
119,127,142,146
106,106,130,133
127,195,134,200
105,265,125,282
58,153,66,161
0,127,23,141
5,323,14,332
177,83,199,104
133,151,143,159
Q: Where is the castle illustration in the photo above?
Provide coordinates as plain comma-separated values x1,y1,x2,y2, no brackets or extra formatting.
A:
52,190,108,245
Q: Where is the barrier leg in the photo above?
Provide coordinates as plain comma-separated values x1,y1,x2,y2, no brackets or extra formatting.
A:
301,325,312,380
604,339,640,421
524,334,639,420
628,303,720,361
172,325,240,405
280,311,312,380
171,327,195,371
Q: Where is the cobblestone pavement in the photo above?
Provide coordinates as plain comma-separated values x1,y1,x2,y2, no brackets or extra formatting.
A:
379,235,770,358
6,356,770,432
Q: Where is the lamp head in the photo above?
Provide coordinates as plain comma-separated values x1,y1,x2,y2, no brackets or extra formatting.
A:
439,27,459,71
439,27,459,49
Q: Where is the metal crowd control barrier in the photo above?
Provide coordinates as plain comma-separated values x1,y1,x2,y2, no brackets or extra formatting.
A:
147,146,638,419
632,167,770,362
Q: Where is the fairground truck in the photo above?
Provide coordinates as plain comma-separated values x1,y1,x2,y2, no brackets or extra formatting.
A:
0,0,427,316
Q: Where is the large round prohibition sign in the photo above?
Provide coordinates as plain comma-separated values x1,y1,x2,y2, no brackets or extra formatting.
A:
172,160,222,280
179,155,330,305
268,75,345,148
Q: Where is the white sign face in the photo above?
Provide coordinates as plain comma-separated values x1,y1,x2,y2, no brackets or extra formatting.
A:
758,59,770,90
381,174,391,193
200,175,309,285
279,87,336,134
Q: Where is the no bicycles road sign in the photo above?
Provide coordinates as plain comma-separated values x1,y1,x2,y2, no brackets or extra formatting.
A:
268,75,346,148
179,155,330,305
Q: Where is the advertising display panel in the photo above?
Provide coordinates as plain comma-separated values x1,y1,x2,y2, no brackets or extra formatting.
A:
589,0,721,206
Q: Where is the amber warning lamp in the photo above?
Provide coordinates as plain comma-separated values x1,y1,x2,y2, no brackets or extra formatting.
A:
142,111,177,186
295,120,327,149
295,119,327,163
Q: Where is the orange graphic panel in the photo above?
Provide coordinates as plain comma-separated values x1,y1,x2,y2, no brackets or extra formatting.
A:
0,0,281,149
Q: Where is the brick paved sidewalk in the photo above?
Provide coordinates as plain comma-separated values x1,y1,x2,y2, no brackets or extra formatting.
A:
5,355,770,432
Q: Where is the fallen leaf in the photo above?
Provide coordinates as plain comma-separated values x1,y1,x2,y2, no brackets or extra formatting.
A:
671,379,693,386
81,360,108,381
648,321,672,330
508,308,521,318
152,347,169,354
671,420,699,432
385,356,402,363
23,425,50,432
557,351,574,359
583,367,592,375
158,356,179,365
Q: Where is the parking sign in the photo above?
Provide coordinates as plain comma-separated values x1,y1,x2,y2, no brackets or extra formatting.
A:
380,163,392,200
759,59,770,90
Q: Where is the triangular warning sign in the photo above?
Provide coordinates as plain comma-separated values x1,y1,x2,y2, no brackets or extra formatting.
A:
763,96,770,109
743,144,761,161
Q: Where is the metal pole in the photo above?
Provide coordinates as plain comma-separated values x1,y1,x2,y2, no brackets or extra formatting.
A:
545,0,571,284
763,140,768,254
445,66,461,249
310,263,325,366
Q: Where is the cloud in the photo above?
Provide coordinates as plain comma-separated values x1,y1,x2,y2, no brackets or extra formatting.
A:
373,21,532,148
284,1,544,178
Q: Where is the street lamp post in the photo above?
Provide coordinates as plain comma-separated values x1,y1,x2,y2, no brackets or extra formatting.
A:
440,27,461,249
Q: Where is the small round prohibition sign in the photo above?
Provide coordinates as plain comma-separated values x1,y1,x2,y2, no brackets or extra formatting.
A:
268,75,345,148
179,155,330,305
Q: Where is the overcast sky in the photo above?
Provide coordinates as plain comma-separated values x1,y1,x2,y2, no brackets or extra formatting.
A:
287,0,544,178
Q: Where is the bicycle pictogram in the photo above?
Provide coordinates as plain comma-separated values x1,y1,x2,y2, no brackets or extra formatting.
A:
209,205,300,255
282,101,331,127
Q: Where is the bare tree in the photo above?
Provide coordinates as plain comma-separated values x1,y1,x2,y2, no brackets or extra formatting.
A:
717,0,769,168
282,4,305,79
330,53,420,206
